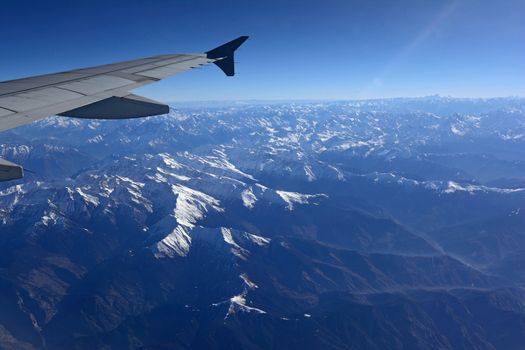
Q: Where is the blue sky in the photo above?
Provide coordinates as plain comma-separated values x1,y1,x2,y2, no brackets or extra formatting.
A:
0,0,523,101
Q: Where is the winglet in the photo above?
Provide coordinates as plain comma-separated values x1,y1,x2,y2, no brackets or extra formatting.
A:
206,36,249,76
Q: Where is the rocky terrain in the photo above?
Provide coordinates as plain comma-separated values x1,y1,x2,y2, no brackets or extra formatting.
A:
1,96,524,349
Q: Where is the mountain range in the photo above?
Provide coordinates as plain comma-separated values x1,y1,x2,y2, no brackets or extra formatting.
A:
1,96,524,349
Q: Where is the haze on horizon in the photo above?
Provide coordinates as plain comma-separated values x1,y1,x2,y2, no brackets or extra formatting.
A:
0,0,523,101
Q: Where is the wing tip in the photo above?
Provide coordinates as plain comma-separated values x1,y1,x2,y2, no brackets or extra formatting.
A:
206,36,249,59
206,36,249,76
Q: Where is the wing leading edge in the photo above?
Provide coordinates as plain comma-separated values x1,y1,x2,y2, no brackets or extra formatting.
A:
0,36,249,181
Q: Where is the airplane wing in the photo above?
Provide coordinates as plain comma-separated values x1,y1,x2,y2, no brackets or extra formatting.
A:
0,36,248,181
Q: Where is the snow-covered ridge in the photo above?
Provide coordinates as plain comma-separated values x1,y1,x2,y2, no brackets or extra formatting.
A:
2,99,524,263
73,188,100,206
443,181,524,195
153,224,271,261
276,190,328,210
155,225,192,258
172,184,223,228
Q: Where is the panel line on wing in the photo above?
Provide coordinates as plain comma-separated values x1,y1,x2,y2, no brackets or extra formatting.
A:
0,106,17,115
54,86,89,96
0,55,201,98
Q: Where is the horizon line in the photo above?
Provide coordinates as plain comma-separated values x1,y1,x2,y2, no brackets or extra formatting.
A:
166,95,525,105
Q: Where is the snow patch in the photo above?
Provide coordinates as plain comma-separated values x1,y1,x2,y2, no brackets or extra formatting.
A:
116,176,152,212
159,153,183,169
276,190,328,210
240,273,258,289
41,211,58,226
221,227,247,259
451,124,466,136
227,294,266,317
328,165,345,181
304,165,316,182
155,225,192,258
444,181,524,195
156,167,191,182
221,227,240,247
75,188,99,206
245,233,271,246
87,135,103,144
510,208,521,216
241,187,257,209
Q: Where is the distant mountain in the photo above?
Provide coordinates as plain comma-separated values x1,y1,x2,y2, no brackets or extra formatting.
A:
1,97,524,349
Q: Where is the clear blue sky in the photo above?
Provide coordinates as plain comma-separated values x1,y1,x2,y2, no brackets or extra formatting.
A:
0,0,523,101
